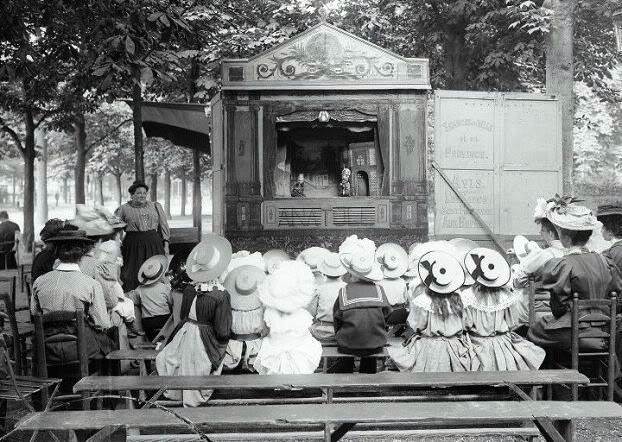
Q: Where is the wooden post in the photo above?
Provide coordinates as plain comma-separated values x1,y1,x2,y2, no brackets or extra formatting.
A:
192,150,202,238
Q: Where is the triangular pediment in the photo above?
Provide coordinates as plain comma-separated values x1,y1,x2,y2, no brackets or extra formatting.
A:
222,23,430,91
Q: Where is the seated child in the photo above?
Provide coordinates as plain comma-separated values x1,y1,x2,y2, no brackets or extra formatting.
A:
128,255,173,341
308,252,347,343
254,260,322,375
376,243,409,325
334,235,392,373
156,235,232,407
462,247,545,371
222,264,267,373
388,249,478,372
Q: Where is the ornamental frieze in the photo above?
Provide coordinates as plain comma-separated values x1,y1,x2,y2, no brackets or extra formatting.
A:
222,23,430,91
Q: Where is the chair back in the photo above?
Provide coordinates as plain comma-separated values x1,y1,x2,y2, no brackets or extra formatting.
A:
571,292,618,401
0,287,23,374
32,309,89,379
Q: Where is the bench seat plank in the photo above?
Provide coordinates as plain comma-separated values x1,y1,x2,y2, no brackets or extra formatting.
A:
17,401,622,431
73,370,588,393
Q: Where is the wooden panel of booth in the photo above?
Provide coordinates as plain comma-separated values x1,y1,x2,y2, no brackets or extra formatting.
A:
433,90,562,238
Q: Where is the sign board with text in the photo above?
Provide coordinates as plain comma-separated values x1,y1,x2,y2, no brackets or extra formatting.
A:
434,90,562,237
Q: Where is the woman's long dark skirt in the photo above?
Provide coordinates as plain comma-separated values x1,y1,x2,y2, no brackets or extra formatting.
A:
121,230,164,291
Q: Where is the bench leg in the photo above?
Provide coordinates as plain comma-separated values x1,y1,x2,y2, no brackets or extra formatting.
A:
534,417,574,442
330,423,356,442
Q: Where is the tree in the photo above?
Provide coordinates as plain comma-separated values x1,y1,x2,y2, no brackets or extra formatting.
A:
88,1,196,181
0,1,76,249
88,140,134,207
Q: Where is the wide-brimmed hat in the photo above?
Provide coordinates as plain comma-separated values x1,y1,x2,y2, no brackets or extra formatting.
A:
376,243,408,279
448,238,479,286
39,219,67,242
186,234,232,282
417,250,465,294
317,252,347,277
464,247,511,288
138,255,168,285
547,204,599,231
297,247,330,271
258,260,315,313
338,235,383,282
263,249,291,274
222,251,265,281
94,206,126,229
46,229,93,243
224,264,265,311
597,204,622,218
71,205,114,238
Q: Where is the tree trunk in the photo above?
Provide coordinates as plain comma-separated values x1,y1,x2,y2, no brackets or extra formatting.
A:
164,169,172,219
132,80,145,182
35,126,49,228
114,174,122,207
97,174,104,206
444,29,469,89
62,176,69,203
150,172,158,202
192,150,202,237
11,173,16,207
22,111,36,252
180,174,187,217
544,0,576,194
74,114,87,204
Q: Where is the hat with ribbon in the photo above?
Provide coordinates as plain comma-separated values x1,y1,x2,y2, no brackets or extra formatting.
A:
263,249,291,274
545,195,599,231
596,204,622,218
224,264,266,311
46,229,93,243
71,205,114,238
138,255,168,285
338,235,383,282
94,206,126,229
464,247,511,288
417,250,465,294
448,238,479,286
317,252,347,278
375,243,408,279
186,234,233,282
297,247,330,271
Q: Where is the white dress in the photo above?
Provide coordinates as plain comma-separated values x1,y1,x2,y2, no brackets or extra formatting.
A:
155,297,223,407
254,308,322,375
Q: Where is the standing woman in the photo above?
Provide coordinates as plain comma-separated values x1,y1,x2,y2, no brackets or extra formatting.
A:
117,181,170,291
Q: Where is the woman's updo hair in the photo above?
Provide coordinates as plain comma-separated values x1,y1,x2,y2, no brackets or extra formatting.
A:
559,228,592,246
128,180,149,195
535,218,559,240
57,241,91,263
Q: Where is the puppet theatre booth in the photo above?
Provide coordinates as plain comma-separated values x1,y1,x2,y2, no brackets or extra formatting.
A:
140,23,431,252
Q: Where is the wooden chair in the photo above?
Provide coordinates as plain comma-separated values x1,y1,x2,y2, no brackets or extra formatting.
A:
0,240,16,270
32,309,91,410
0,290,33,376
570,292,618,401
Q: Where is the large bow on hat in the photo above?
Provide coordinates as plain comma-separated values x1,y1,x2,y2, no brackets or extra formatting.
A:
464,247,511,288
417,250,464,294
72,205,114,237
338,235,383,281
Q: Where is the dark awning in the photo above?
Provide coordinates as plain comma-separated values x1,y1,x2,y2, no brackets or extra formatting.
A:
136,101,211,153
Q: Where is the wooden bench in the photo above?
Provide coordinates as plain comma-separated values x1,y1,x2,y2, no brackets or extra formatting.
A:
74,370,588,408
15,400,622,441
107,345,395,375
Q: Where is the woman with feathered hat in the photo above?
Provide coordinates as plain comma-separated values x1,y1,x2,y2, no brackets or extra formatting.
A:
526,199,622,353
